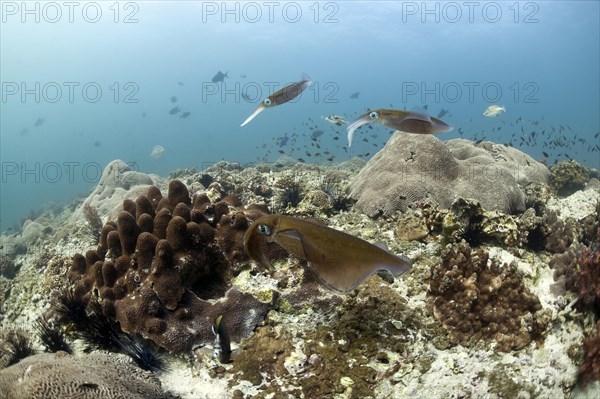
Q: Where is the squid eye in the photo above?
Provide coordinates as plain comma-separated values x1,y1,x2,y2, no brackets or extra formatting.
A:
369,111,379,119
258,224,271,236
263,98,272,106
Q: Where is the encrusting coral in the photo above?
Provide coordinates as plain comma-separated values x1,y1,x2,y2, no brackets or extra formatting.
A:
68,179,280,354
427,241,550,351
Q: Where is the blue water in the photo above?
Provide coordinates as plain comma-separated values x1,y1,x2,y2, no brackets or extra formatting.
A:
1,1,599,232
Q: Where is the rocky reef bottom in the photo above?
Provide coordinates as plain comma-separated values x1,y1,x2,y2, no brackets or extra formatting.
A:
1,156,599,399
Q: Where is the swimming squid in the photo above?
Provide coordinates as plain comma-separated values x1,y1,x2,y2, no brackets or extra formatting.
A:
240,75,312,127
346,109,453,146
244,214,412,293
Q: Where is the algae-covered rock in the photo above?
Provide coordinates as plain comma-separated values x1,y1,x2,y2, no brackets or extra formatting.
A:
551,160,590,196
396,210,429,241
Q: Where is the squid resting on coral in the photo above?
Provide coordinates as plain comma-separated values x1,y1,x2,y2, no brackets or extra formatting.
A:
244,214,413,293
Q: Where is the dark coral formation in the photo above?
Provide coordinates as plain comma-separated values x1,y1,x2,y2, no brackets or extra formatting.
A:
542,209,585,295
550,160,590,197
0,256,17,279
580,321,600,387
542,210,580,253
549,246,582,294
576,234,600,312
427,241,549,351
69,180,278,354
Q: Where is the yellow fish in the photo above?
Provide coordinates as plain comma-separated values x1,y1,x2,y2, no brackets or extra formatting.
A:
244,215,412,293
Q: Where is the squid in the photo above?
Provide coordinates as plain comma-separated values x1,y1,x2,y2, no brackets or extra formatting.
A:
346,108,453,146
240,75,312,127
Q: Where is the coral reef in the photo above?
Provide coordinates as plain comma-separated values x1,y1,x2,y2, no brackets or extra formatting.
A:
551,160,590,197
549,246,583,294
579,321,600,387
68,180,278,354
275,175,304,209
2,157,596,399
542,210,580,253
427,241,550,351
576,236,600,312
0,351,171,399
441,198,520,247
349,134,549,217
230,277,435,398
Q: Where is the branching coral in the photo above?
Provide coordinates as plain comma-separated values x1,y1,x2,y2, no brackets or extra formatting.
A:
427,241,549,351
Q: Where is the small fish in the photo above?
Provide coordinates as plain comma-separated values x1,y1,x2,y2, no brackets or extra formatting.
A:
542,151,549,158
34,117,45,127
212,315,232,364
93,140,101,147
240,74,247,79
483,105,506,117
180,111,191,119
169,106,180,115
436,109,449,119
177,81,184,86
322,114,347,126
346,109,453,147
170,96,177,103
244,215,412,293
349,92,360,99
311,130,324,140
212,71,229,83
241,74,312,126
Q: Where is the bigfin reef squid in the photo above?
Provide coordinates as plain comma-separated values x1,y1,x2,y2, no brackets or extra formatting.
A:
244,214,412,293
240,74,312,127
346,108,453,146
